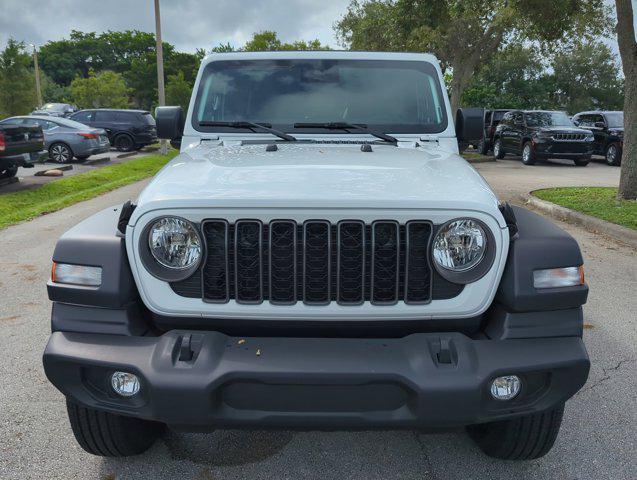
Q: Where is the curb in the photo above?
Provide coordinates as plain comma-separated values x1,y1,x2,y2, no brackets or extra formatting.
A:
520,193,637,249
117,152,138,159
83,157,111,166
466,157,496,164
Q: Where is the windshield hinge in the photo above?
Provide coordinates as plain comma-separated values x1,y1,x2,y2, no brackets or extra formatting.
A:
419,135,439,143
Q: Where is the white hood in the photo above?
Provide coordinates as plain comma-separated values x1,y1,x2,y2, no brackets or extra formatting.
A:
132,142,503,226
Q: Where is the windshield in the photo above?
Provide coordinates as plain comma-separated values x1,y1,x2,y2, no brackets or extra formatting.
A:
525,111,573,127
193,59,447,134
41,103,66,112
605,112,623,128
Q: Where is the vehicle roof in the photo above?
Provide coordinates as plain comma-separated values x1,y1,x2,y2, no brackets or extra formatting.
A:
202,50,441,66
506,110,567,114
74,108,149,113
574,110,623,115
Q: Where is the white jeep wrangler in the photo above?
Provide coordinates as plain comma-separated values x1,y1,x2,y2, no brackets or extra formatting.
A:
44,51,589,460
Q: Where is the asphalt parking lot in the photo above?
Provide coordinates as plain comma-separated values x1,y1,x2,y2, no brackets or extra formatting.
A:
0,155,635,480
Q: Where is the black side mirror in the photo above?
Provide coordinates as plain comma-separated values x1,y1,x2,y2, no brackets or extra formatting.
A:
156,106,184,142
594,121,606,129
456,108,485,151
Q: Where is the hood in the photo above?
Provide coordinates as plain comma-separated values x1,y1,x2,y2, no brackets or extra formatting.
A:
531,126,592,134
133,142,502,223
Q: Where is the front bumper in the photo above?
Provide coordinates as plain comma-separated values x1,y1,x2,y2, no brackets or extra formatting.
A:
534,141,593,159
43,330,589,430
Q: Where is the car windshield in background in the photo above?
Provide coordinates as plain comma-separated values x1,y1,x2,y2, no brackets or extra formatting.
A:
193,59,447,134
41,103,66,112
525,111,573,127
605,112,624,128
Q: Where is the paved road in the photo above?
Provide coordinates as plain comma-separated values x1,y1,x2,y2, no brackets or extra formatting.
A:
0,157,635,480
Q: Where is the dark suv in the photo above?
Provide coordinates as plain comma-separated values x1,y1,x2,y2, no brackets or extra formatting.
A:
477,109,510,155
70,109,157,152
493,110,594,166
572,111,624,166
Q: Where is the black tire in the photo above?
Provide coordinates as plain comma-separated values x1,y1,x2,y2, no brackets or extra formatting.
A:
66,400,165,457
477,138,489,155
114,134,135,152
467,404,564,460
493,138,505,159
0,165,18,179
75,155,90,161
574,157,589,167
521,141,536,165
605,143,622,166
49,142,73,163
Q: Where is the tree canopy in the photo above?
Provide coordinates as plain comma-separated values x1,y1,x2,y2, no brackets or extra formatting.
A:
0,40,37,117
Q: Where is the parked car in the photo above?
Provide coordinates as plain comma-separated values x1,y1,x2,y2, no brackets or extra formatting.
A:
477,109,510,155
0,121,46,179
493,110,594,166
572,110,624,166
31,103,78,118
44,52,589,462
0,116,110,163
70,109,157,152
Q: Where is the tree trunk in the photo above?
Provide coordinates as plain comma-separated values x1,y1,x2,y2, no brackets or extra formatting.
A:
615,0,637,200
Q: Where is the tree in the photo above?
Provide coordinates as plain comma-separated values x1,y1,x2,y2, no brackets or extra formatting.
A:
166,71,192,113
551,43,624,113
70,70,130,109
242,31,329,51
0,39,37,116
615,0,637,200
335,0,612,112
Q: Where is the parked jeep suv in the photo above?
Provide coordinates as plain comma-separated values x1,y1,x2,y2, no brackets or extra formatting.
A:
572,110,624,166
70,109,157,152
43,52,590,462
493,110,594,166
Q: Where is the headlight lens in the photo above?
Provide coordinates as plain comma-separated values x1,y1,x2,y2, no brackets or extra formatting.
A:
432,219,487,272
148,217,201,269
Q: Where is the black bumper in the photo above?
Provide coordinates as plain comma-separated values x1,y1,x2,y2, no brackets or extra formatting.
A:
534,142,593,159
43,330,589,430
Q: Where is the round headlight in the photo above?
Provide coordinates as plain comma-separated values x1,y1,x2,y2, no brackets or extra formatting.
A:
148,217,201,269
433,219,487,272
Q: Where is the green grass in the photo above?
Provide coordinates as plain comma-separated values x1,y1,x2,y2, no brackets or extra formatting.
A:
0,151,177,229
533,187,637,230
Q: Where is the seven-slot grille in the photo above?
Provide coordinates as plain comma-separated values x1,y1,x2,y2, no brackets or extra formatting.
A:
552,133,588,141
171,219,463,305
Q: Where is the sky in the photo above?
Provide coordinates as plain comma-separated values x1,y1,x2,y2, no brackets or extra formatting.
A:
0,0,348,52
0,0,634,55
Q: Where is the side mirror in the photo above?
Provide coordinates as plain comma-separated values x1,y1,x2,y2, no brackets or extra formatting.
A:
455,108,485,151
156,106,184,141
594,121,605,129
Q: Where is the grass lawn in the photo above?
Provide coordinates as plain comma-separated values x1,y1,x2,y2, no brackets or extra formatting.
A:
533,187,637,230
0,151,177,230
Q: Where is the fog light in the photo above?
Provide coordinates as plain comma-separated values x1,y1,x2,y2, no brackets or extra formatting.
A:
490,375,521,401
111,372,140,397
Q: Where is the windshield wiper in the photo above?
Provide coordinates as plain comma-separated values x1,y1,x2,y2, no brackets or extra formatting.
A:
293,122,398,144
198,121,297,141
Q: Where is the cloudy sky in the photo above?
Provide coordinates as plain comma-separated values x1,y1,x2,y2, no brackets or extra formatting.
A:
0,0,633,54
0,0,348,51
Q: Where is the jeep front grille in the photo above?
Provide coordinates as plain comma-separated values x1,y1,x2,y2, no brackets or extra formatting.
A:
171,219,464,305
552,133,587,141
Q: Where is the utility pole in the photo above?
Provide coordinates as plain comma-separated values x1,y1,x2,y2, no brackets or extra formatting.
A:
30,44,43,107
154,0,167,155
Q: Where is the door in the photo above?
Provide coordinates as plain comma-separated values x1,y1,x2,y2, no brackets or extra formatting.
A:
589,114,607,155
509,112,525,154
92,111,117,141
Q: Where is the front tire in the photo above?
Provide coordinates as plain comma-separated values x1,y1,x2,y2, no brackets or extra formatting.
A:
493,138,505,159
477,138,489,155
66,400,165,457
521,141,536,165
0,165,18,179
49,143,73,163
467,404,564,460
605,143,622,166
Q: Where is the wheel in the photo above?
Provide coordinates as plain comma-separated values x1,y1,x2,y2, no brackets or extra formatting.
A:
114,134,135,152
66,400,165,457
467,404,564,460
49,143,73,163
605,143,622,166
75,155,90,161
521,141,536,165
477,138,489,155
574,157,589,167
1,164,18,179
493,138,505,159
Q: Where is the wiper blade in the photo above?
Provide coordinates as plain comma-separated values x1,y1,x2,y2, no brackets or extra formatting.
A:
293,122,398,143
199,121,297,141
